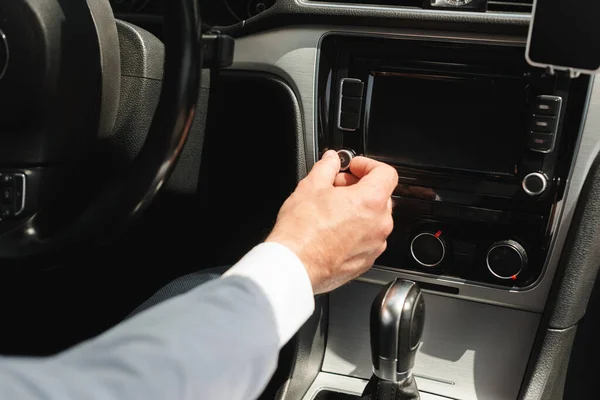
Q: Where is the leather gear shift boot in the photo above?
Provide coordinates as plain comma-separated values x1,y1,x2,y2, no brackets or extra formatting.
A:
361,375,420,400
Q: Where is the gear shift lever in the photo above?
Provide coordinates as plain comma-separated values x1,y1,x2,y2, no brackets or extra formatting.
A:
361,279,425,400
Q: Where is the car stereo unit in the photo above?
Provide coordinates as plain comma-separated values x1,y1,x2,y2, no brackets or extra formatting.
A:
317,34,589,289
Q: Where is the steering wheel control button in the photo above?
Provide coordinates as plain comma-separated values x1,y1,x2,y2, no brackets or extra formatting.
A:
1,207,11,218
522,172,548,196
0,173,26,220
410,231,446,268
486,240,528,280
3,187,13,204
337,149,356,172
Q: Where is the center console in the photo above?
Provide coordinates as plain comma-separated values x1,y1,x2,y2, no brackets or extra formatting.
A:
318,34,587,289
231,26,597,400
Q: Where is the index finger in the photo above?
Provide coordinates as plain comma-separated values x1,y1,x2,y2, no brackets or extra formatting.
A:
349,156,398,195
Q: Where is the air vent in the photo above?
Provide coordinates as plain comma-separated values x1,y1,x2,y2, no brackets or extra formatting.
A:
487,0,533,13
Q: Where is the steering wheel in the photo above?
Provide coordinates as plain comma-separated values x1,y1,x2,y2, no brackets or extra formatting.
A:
0,0,201,257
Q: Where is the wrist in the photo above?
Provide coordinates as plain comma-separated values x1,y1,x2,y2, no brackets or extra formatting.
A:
265,234,317,291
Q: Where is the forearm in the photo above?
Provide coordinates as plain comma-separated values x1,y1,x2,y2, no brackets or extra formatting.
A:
0,243,315,400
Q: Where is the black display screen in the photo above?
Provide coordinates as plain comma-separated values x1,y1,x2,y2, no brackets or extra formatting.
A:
365,73,527,176
528,0,600,72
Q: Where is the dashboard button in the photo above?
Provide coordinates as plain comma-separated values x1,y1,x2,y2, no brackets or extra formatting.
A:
458,207,483,222
481,209,506,224
341,78,364,97
452,241,476,273
341,97,362,114
531,115,556,133
535,95,562,116
528,133,554,153
339,112,360,131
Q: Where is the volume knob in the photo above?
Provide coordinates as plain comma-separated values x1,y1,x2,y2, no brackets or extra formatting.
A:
486,240,528,280
337,149,356,172
522,172,548,196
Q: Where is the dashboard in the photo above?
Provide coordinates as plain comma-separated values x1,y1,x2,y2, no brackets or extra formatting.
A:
224,19,598,398
110,0,275,26
109,0,157,13
107,0,600,399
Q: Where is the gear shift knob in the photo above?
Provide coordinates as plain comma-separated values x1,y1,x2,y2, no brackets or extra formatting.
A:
370,279,425,382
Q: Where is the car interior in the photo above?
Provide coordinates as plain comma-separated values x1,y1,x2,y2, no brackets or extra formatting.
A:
1,0,600,399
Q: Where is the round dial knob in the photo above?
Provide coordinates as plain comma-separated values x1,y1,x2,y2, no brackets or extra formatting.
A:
522,172,548,196
337,149,356,172
486,240,528,280
410,232,446,268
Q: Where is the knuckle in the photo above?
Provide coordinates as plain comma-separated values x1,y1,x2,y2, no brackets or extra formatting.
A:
362,193,379,207
385,165,399,187
382,217,394,237
387,164,398,178
361,192,385,209
376,241,388,257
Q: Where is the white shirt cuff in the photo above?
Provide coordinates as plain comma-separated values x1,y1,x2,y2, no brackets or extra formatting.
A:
223,242,315,347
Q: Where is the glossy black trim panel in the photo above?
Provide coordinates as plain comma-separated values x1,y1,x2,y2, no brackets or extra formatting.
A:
215,0,530,37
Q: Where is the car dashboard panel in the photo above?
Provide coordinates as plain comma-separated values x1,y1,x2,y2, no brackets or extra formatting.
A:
229,23,597,399
110,0,276,28
111,0,598,398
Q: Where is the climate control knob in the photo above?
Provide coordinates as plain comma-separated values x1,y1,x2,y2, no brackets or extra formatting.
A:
486,240,528,280
410,232,446,268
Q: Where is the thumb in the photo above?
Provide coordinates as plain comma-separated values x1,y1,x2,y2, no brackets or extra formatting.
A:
306,150,341,188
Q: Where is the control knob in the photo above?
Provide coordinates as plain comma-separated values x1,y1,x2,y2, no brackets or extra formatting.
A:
522,172,548,196
486,240,528,280
410,231,446,268
337,149,356,172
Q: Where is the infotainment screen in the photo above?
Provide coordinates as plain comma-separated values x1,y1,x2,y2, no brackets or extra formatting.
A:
365,72,528,176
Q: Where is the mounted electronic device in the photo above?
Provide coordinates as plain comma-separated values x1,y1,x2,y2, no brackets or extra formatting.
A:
527,0,600,76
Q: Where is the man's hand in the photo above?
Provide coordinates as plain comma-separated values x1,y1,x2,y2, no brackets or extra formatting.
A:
266,150,398,294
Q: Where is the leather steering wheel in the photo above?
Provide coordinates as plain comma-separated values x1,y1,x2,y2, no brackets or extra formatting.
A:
0,0,201,257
